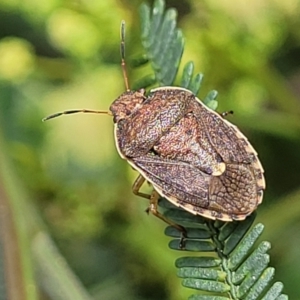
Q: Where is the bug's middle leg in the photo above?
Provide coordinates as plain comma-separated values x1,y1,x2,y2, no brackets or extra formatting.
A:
132,174,151,199
148,190,187,247
132,175,187,248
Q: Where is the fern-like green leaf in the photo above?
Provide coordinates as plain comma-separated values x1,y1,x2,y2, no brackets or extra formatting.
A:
180,61,204,96
161,198,288,299
139,0,184,86
140,0,184,86
203,90,218,110
135,0,217,111
136,1,289,299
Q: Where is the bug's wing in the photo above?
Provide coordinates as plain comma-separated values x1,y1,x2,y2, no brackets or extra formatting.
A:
193,101,265,192
194,101,257,164
130,154,261,221
130,154,210,209
209,163,262,219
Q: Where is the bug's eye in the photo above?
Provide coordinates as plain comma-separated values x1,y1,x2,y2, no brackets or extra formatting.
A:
117,119,126,128
125,109,132,116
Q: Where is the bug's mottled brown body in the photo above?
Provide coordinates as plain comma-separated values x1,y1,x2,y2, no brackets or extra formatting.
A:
111,86,265,221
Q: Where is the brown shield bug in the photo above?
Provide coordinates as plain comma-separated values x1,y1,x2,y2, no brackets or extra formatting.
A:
43,21,265,234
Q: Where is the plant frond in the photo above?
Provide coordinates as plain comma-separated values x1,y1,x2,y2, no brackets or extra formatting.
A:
135,0,218,108
161,198,288,300
139,0,183,86
137,1,288,299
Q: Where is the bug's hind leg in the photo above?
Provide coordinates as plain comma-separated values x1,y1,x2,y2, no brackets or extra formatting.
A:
148,190,187,248
220,110,234,118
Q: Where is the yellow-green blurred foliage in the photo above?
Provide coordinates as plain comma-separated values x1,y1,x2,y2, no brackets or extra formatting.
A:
0,0,300,299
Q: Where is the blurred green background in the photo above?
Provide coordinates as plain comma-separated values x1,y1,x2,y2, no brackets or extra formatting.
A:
0,0,300,299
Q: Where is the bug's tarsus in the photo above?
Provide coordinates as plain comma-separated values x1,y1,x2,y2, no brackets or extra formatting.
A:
179,233,187,250
220,110,234,118
120,20,130,91
42,109,111,121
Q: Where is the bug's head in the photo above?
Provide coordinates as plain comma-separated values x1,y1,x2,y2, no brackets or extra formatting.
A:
109,89,146,123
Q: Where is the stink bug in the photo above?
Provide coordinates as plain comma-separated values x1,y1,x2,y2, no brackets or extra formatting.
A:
44,21,265,233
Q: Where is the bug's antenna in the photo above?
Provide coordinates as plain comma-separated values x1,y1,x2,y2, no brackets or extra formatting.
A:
43,23,129,123
42,109,112,122
120,20,130,91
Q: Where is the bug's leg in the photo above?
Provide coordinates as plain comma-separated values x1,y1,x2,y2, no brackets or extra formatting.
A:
220,110,234,118
148,190,187,249
132,175,151,199
133,176,187,248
